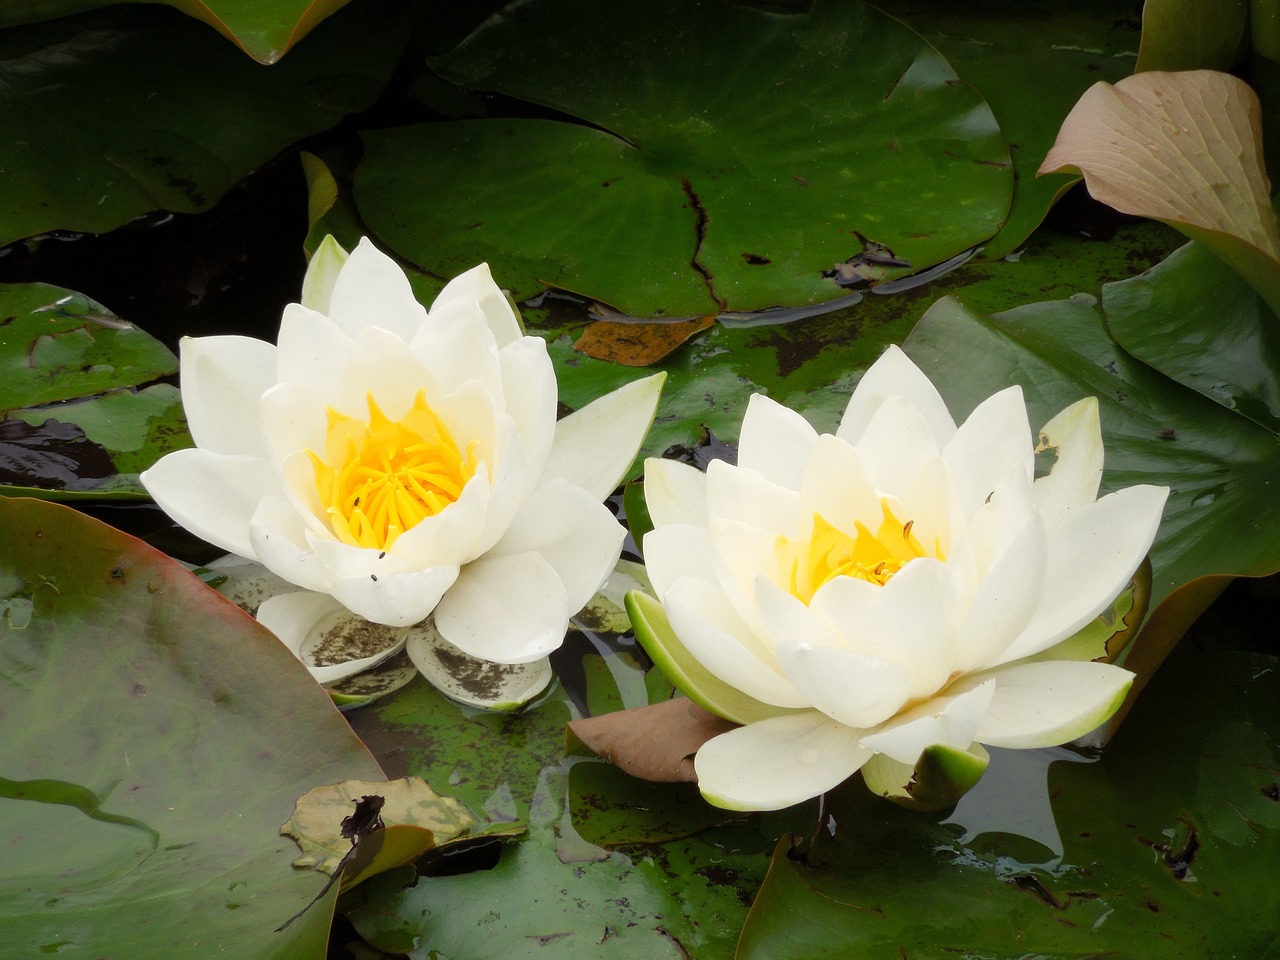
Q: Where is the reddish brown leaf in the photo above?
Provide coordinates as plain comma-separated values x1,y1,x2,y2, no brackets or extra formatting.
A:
568,697,737,783
572,316,715,366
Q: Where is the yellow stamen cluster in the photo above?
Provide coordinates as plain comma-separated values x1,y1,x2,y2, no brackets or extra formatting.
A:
309,390,476,551
776,499,939,604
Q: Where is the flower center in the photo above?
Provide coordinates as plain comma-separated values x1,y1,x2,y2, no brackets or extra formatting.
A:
309,390,476,551
776,499,938,604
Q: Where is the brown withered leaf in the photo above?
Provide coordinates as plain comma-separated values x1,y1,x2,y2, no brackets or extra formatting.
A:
568,697,737,783
572,315,715,366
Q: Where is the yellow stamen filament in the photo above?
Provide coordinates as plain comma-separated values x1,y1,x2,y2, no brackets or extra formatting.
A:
776,499,942,604
308,390,476,551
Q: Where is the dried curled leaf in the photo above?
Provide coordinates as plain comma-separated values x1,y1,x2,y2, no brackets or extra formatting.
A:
568,697,737,783
1039,70,1280,314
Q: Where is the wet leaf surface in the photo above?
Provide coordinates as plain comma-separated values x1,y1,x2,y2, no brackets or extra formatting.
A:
356,0,1013,316
0,498,384,958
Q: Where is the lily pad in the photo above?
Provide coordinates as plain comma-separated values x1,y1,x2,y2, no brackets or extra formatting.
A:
736,642,1279,959
891,0,1139,258
0,0,408,248
0,282,190,498
0,497,384,957
0,0,354,63
355,0,1012,317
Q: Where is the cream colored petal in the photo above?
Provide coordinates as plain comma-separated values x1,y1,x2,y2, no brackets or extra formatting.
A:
988,484,1169,666
642,522,716,599
489,480,625,615
665,577,806,708
796,433,881,536
776,641,913,729
838,344,957,448
954,513,1047,672
943,385,1034,514
955,660,1134,749
433,551,568,663
327,237,428,341
541,373,665,501
643,457,709,530
248,495,335,593
694,711,873,811
408,306,504,407
276,303,352,393
736,393,818,490
260,382,328,466
429,262,523,348
705,459,800,536
329,563,460,628
178,334,276,458
1033,397,1104,526
142,450,276,560
860,680,996,765
497,337,558,494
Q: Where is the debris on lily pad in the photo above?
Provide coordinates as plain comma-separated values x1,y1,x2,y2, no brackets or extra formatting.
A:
282,777,476,892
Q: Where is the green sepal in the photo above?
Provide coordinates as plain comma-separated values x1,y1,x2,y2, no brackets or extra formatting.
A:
862,742,991,813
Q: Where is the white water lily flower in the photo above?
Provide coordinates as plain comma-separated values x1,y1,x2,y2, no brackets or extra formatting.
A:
143,237,662,684
640,345,1167,811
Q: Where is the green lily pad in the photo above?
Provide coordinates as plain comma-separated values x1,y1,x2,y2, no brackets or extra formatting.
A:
1135,0,1249,72
355,0,1012,317
0,0,408,248
736,642,1279,959
0,0,354,63
891,0,1139,258
0,282,191,499
0,497,384,957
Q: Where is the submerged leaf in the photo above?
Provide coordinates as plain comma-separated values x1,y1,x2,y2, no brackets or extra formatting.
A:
573,316,715,366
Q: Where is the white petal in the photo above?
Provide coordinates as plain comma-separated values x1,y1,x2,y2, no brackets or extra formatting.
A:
838,345,957,448
1033,397,1104,526
694,711,873,811
963,465,1036,579
275,303,353,394
472,414,529,556
327,237,428,341
330,563,460,628
257,590,406,684
383,471,492,568
852,395,943,494
542,373,665,501
141,450,276,559
307,535,420,581
954,512,1047,672
643,457,709,529
860,680,996,765
943,386,1033,513
178,335,276,458
641,522,715,599
249,495,335,593
406,620,551,710
433,551,569,663
736,393,818,490
810,558,962,698
260,382,328,465
796,433,881,535
776,642,913,729
665,577,807,708
706,518,780,638
409,306,503,406
429,262,523,349
958,660,1133,749
299,234,348,315
990,484,1168,665
497,337,558,493
490,480,625,614
434,379,501,479
338,326,441,423
705,460,800,535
